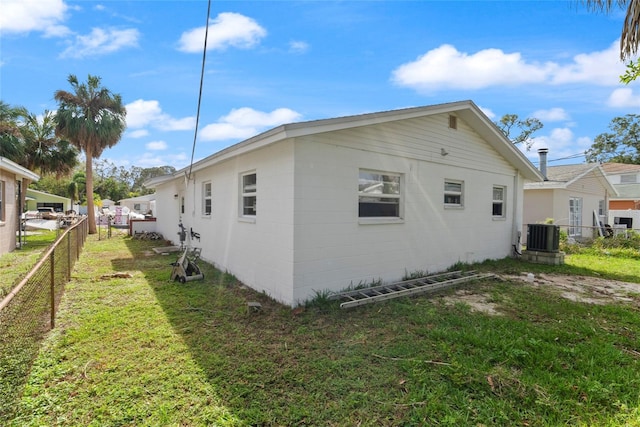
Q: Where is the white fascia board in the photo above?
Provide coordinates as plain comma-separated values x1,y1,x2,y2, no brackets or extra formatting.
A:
0,156,40,181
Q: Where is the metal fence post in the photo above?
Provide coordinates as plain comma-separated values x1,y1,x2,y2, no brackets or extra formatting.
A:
50,249,55,329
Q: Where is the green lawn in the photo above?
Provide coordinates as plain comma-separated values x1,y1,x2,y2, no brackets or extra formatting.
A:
6,234,640,426
0,230,58,298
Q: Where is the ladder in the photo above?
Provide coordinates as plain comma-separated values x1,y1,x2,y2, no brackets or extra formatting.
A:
329,270,495,309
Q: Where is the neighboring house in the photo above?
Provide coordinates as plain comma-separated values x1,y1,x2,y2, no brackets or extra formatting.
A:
25,188,71,213
523,150,617,241
118,194,155,216
147,101,543,306
601,163,640,210
0,156,39,255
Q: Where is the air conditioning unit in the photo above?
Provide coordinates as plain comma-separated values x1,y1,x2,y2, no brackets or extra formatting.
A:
526,224,560,252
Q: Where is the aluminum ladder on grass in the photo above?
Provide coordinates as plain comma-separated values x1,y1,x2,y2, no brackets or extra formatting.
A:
329,270,494,309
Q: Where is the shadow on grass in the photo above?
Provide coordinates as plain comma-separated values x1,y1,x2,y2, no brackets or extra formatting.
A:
119,237,640,426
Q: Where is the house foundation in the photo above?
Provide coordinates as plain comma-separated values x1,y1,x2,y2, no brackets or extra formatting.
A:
521,250,565,265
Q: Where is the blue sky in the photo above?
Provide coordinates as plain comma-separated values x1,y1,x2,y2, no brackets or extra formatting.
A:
1,0,639,170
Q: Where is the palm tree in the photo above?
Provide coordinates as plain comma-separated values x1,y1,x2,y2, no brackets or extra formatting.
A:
54,75,126,234
584,0,640,60
0,101,26,161
20,110,79,178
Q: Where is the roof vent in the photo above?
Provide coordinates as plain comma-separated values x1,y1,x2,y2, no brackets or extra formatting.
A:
448,115,457,130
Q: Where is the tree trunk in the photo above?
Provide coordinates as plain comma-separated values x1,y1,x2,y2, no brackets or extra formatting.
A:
85,150,97,234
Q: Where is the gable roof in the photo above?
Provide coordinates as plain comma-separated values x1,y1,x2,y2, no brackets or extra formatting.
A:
524,163,617,195
601,162,640,175
0,156,39,182
147,100,544,187
118,194,155,203
26,188,70,202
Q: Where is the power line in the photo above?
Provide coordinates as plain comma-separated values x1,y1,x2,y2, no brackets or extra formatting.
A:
187,0,211,181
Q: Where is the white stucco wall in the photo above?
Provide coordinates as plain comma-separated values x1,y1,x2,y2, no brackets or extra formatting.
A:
290,114,521,304
154,111,530,307
161,141,296,305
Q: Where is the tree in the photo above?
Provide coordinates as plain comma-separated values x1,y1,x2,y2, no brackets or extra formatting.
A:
495,114,544,150
583,0,640,82
584,114,640,163
19,110,79,177
54,75,126,234
0,101,26,160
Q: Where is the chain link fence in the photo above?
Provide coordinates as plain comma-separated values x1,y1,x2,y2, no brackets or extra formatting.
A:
0,217,88,422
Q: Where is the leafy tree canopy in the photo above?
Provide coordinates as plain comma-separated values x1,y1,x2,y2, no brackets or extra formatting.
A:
495,114,544,150
584,114,640,163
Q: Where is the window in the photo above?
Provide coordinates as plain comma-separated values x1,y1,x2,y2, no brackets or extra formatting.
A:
241,172,257,217
621,173,637,183
569,197,583,237
358,170,401,218
0,180,4,222
202,181,212,216
444,180,463,207
598,199,606,216
492,186,506,217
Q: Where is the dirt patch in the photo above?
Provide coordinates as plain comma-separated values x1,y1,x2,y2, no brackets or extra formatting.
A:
441,273,640,316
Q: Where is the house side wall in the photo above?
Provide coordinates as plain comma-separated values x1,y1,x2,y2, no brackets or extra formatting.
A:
522,189,554,241
291,114,520,303
166,141,296,305
0,170,18,254
154,180,184,246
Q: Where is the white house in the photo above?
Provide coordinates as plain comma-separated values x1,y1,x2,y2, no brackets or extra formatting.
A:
147,101,543,306
523,151,616,241
118,194,155,216
25,188,71,213
0,156,40,255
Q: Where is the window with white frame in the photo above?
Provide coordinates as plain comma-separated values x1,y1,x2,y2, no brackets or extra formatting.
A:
358,170,401,218
444,180,463,207
492,186,506,217
621,173,637,183
241,172,257,217
569,197,583,237
202,181,212,216
598,199,606,216
0,180,4,222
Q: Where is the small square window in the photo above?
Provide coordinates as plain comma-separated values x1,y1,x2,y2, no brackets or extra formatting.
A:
492,186,506,217
444,180,463,207
359,170,402,218
621,173,637,183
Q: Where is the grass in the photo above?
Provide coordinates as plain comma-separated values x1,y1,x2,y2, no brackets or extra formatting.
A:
5,233,640,426
0,230,58,298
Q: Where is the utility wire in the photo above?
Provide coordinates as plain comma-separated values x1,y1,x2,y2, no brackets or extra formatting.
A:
187,0,211,181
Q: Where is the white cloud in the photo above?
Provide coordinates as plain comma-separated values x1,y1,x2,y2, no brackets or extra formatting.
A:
178,12,266,53
524,127,592,164
128,129,149,138
392,41,626,92
551,41,625,86
200,107,302,141
531,107,569,122
607,87,640,107
478,106,495,120
392,44,554,91
60,27,140,58
135,152,188,168
0,0,70,36
146,141,168,151
289,40,309,54
125,99,195,131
